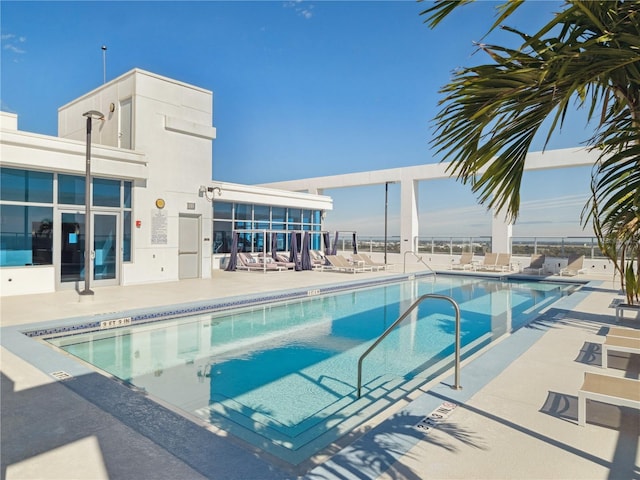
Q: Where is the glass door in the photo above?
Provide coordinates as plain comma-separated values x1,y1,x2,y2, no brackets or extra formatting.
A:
60,212,85,284
59,211,119,288
93,213,118,283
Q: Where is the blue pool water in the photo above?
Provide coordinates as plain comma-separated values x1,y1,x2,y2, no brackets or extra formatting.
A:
46,274,578,464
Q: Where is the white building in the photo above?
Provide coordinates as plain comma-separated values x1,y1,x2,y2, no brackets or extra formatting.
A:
0,69,332,296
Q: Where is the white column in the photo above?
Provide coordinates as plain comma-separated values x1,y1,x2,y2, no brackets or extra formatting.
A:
400,179,419,255
491,210,513,253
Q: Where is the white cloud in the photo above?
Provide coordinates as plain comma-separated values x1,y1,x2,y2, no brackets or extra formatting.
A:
1,32,26,55
283,1,314,19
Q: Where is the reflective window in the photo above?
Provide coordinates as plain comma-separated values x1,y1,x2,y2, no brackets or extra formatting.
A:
213,201,232,220
0,205,53,266
58,174,85,205
235,204,251,221
93,178,121,207
288,208,301,223
254,205,270,221
123,211,132,262
0,168,53,203
272,207,286,223
213,221,232,253
123,181,132,208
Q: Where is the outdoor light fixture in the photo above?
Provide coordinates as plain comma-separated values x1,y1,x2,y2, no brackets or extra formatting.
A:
200,185,222,202
80,110,105,296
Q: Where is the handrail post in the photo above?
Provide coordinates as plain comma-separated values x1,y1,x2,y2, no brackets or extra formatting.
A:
357,293,461,398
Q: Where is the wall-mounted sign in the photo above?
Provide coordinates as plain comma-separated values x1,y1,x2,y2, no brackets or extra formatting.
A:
151,210,167,244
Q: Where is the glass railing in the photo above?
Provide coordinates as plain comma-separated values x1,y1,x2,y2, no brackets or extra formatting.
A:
352,236,605,259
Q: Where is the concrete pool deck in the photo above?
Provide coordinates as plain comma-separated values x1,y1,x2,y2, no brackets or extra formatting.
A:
1,265,639,479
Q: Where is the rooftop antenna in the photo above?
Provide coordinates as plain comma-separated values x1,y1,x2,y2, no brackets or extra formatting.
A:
101,45,107,84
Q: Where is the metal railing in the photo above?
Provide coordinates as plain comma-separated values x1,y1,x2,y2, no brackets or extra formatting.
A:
356,293,461,398
403,250,435,275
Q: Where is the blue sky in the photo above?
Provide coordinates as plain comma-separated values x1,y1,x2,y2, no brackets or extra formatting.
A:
1,1,596,238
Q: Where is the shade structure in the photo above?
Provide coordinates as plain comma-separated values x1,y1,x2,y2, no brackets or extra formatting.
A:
301,232,312,270
225,232,239,271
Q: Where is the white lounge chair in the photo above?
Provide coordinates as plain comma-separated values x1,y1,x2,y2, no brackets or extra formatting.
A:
477,252,498,271
601,335,640,369
522,254,545,275
560,255,587,276
353,253,386,271
450,252,475,271
577,372,640,426
493,253,512,272
237,252,285,272
325,255,371,273
608,327,640,339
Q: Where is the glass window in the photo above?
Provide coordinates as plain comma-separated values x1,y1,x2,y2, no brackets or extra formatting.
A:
213,201,232,220
123,181,132,208
58,174,85,205
302,209,311,223
254,205,270,221
287,208,301,223
213,221,232,253
1,168,53,203
235,204,251,221
93,178,121,207
0,205,53,266
123,211,132,262
272,207,286,223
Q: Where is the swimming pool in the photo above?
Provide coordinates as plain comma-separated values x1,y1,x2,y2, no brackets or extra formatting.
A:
44,274,579,465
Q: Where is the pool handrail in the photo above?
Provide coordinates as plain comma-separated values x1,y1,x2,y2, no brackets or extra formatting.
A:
356,293,461,398
404,250,436,275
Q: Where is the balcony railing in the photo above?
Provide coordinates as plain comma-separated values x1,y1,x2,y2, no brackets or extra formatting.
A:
352,236,605,259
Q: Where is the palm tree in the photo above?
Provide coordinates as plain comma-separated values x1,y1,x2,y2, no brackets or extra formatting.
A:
422,0,640,301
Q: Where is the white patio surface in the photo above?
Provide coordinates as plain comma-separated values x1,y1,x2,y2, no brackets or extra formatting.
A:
1,263,638,479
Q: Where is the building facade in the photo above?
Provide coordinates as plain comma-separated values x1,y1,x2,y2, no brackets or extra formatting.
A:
0,69,332,296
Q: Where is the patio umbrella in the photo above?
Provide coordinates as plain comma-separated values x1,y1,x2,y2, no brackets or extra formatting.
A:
352,233,358,254
224,232,238,271
301,232,312,270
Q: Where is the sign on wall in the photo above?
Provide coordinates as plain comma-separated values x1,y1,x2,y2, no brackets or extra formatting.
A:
151,210,168,244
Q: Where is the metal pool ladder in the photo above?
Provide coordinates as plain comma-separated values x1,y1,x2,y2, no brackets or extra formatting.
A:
356,293,462,398
403,250,436,276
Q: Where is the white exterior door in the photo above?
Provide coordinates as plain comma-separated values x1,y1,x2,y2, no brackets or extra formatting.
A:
179,214,200,279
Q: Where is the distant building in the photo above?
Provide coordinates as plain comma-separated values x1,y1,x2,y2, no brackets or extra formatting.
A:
0,69,332,296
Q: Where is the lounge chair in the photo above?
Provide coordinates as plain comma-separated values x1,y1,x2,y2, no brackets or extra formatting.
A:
353,253,386,271
522,254,545,275
237,252,285,272
325,255,371,273
493,253,512,272
601,335,640,369
608,327,640,339
560,255,587,276
309,250,327,267
450,252,475,271
577,372,640,426
476,253,498,271
260,253,295,269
